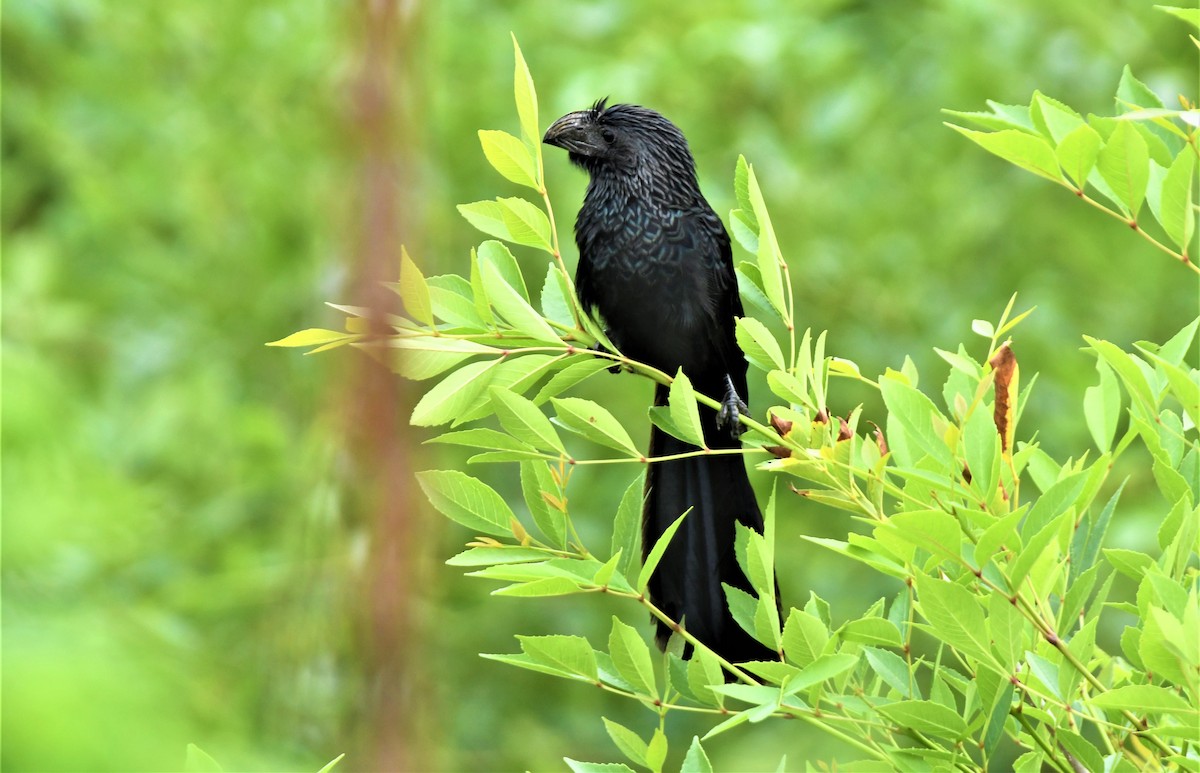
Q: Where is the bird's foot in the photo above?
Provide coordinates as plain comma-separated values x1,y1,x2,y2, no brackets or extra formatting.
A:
716,374,749,438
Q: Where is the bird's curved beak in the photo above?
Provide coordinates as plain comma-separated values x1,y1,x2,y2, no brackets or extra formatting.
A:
543,111,596,154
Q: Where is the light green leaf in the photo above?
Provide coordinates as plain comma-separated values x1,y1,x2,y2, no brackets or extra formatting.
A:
645,729,667,773
185,744,224,773
612,472,645,582
490,388,565,454
316,753,345,773
875,509,962,566
479,260,561,343
1158,149,1196,250
266,328,351,348
552,397,638,454
602,718,649,768
541,264,575,328
876,699,970,740
519,635,598,680
511,35,540,149
687,648,725,707
843,617,903,648
668,369,707,447
744,160,789,322
1096,119,1150,217
637,509,691,592
398,247,433,326
609,616,656,697
497,196,553,253
1091,684,1195,715
493,576,585,597
863,646,913,698
521,461,566,548
445,546,547,566
564,759,638,773
879,376,955,467
680,737,713,773
458,200,514,242
1083,358,1121,453
410,359,500,426
948,126,1063,182
533,357,611,404
914,574,992,663
1031,91,1085,143
415,469,515,537
479,129,539,189
782,608,828,668
1156,5,1200,29
1055,123,1103,189
735,317,786,372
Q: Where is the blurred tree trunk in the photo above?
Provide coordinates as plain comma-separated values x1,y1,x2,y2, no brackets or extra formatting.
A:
347,0,429,770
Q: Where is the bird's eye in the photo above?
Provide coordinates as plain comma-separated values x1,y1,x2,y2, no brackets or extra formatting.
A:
600,128,616,144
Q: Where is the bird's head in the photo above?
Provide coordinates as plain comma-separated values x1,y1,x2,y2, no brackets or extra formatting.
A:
543,99,695,180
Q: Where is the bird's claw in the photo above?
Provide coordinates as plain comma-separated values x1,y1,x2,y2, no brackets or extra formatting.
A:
717,375,749,438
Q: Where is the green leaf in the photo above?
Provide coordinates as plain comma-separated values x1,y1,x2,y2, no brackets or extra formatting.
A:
478,260,560,343
551,397,639,455
541,264,575,328
493,576,585,597
185,744,224,773
863,646,913,698
879,376,955,467
564,759,638,773
1096,119,1150,217
987,591,1026,670
511,35,540,149
1156,5,1200,29
645,729,667,773
744,160,789,322
680,737,713,773
914,574,992,663
1055,123,1103,189
687,648,725,707
843,617,903,648
410,359,501,426
497,196,553,252
519,635,598,680
735,317,785,372
1158,149,1196,251
458,200,515,243
398,247,434,326
602,718,649,768
733,155,757,229
445,546,547,566
782,608,828,667
948,125,1063,182
1031,91,1085,143
266,328,352,348
876,700,969,740
477,240,528,298
479,129,539,189
316,754,345,773
521,461,566,547
637,509,691,593
491,388,565,454
1091,684,1195,715
1083,359,1121,452
963,401,1000,499
1103,547,1155,580
668,369,707,447
612,472,645,583
415,469,515,537
609,616,656,697
975,508,1024,569
533,357,611,404
875,509,962,566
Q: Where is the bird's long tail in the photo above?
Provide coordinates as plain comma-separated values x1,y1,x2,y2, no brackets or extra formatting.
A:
644,384,778,664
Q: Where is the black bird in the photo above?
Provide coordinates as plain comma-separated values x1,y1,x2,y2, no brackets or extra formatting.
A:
544,100,777,663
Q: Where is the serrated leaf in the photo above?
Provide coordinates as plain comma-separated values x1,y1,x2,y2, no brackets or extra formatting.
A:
879,376,955,467
479,259,561,343
1097,120,1150,217
876,700,970,740
541,263,575,328
410,359,501,426
1157,5,1200,29
533,357,611,404
1056,123,1103,189
491,388,566,454
602,718,649,768
680,737,713,773
1158,149,1196,251
638,509,691,592
445,546,548,566
497,196,553,252
266,328,351,348
1083,358,1121,452
511,35,540,149
609,616,656,696
782,608,828,667
398,247,433,326
744,161,789,322
479,129,539,189
668,369,706,447
843,617,903,648
914,574,992,663
416,469,515,537
519,635,599,680
949,126,1063,182
735,316,786,372
493,576,585,596
552,397,639,455
1091,684,1195,715
863,647,913,698
875,509,962,566
612,472,645,582
564,759,638,773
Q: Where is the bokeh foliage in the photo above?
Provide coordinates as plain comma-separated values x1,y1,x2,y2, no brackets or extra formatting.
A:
3,1,1195,771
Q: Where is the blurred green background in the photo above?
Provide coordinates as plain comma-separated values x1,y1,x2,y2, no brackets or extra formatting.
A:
3,1,1194,771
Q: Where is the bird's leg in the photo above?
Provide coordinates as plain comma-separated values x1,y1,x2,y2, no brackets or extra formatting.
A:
716,374,749,438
